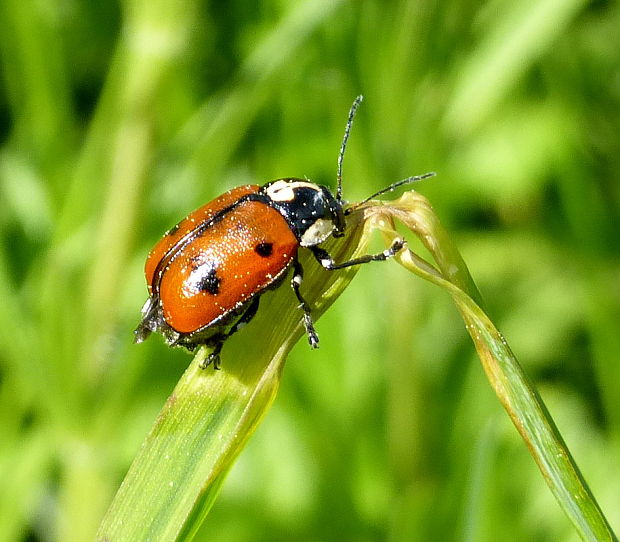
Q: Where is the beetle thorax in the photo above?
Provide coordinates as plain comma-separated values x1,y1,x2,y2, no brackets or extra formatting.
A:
262,178,344,247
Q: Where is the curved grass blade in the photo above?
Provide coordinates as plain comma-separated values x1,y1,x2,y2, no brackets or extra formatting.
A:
365,191,617,542
98,187,616,542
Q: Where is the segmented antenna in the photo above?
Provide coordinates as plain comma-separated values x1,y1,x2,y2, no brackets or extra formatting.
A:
344,171,436,215
336,95,364,203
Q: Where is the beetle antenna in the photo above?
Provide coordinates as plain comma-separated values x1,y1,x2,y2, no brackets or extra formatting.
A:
337,95,364,203
344,171,436,215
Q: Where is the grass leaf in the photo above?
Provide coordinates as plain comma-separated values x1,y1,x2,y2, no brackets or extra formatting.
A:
366,190,618,542
96,215,367,541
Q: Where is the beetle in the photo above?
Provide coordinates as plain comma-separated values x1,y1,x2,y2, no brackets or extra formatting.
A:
134,96,434,369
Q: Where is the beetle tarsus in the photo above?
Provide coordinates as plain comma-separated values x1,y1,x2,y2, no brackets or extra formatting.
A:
304,313,320,348
200,347,222,370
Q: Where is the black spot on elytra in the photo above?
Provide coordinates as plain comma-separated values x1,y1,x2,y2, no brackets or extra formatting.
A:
197,267,221,295
254,242,273,257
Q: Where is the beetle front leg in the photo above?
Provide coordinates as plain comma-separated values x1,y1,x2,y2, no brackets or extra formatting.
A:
311,237,406,270
291,260,320,348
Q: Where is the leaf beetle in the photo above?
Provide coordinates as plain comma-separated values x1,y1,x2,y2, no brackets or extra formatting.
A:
135,96,434,368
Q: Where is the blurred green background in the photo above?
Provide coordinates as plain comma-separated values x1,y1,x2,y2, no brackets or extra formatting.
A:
0,0,618,540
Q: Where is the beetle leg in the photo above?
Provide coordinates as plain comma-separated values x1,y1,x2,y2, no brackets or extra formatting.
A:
200,296,261,370
291,260,319,349
201,338,225,370
311,238,405,270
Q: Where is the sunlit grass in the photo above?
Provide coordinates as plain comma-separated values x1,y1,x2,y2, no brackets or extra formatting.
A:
0,0,619,541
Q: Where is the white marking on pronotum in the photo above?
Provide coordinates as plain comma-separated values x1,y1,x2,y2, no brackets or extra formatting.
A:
265,179,319,202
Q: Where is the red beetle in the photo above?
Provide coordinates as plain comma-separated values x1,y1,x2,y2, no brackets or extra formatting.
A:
135,97,434,368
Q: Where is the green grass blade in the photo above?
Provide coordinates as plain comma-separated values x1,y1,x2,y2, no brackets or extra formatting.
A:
366,191,618,542
96,216,367,541
444,0,587,133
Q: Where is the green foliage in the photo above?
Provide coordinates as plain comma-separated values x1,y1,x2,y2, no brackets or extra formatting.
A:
0,0,618,541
